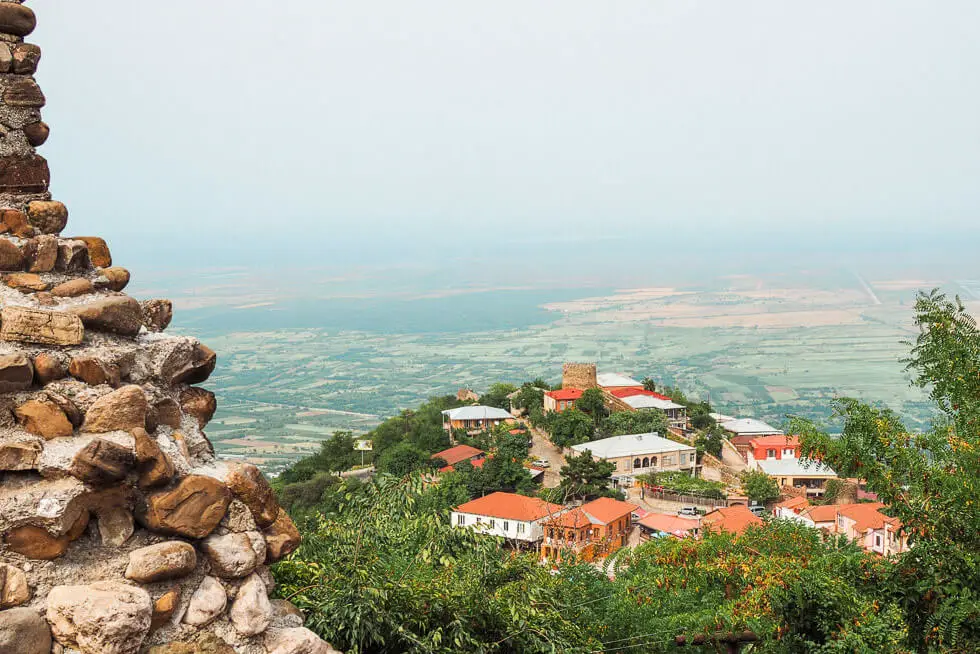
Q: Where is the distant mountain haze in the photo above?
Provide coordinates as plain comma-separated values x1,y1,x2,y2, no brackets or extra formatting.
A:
32,0,980,274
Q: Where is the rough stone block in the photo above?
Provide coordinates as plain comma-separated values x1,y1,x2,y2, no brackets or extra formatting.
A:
0,306,84,346
137,474,231,539
2,77,45,107
0,3,37,37
27,201,68,235
0,154,49,193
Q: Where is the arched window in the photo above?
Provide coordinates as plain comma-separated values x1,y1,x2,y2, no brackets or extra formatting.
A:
642,457,650,468
634,458,641,468
651,456,658,467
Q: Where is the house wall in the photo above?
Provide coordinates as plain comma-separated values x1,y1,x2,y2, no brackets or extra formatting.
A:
603,447,698,481
541,515,633,562
451,511,543,543
562,363,598,390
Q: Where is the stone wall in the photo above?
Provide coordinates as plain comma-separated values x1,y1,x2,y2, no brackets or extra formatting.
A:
0,3,338,653
561,362,597,390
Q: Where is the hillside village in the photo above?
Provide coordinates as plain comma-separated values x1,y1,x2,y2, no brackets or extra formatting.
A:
438,362,909,564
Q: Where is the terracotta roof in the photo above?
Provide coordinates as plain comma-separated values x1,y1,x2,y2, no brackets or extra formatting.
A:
838,503,900,532
455,492,564,522
439,457,486,473
802,504,840,524
608,388,675,401
547,508,592,529
638,512,699,534
432,444,484,466
775,496,810,511
545,389,584,401
702,505,763,535
580,497,639,525
748,435,800,448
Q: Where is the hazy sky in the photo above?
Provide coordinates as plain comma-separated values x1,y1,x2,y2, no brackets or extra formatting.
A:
32,1,980,268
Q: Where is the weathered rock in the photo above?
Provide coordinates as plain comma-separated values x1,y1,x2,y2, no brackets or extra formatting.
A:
15,399,73,439
26,201,68,235
25,234,57,272
73,236,111,268
2,77,44,108
0,3,37,37
150,588,179,631
133,428,174,489
81,385,147,433
0,563,30,608
141,299,173,333
44,391,83,428
0,155,49,194
0,209,34,237
0,436,41,470
12,43,41,74
230,573,272,637
23,121,50,147
226,463,279,529
46,581,152,654
173,344,216,385
137,475,231,539
69,355,120,386
55,240,88,272
0,306,84,346
33,351,67,383
0,607,51,654
271,599,305,628
147,635,236,654
69,438,134,485
70,296,143,336
97,507,134,547
0,353,33,392
96,266,130,292
147,397,182,430
51,277,94,298
264,509,302,562
5,272,47,292
180,387,217,429
202,531,265,578
4,525,70,560
125,541,196,583
265,627,341,654
0,238,24,270
183,576,226,628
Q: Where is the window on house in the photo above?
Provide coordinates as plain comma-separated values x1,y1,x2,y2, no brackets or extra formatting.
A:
664,456,674,466
475,517,482,524
783,448,794,456
518,523,525,534
457,514,465,526
767,449,777,458
642,457,650,467
651,456,658,467
634,458,641,468
503,521,509,532
875,534,882,547
489,520,495,529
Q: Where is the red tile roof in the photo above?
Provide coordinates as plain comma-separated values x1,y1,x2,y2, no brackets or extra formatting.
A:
547,507,592,529
455,492,564,522
439,457,486,473
432,444,485,466
638,512,699,535
608,388,674,401
775,496,810,511
580,497,639,525
802,504,841,524
838,503,901,532
702,505,763,535
545,389,584,401
748,435,800,448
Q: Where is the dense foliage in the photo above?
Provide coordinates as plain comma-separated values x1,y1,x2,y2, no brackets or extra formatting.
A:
638,470,728,500
740,469,782,505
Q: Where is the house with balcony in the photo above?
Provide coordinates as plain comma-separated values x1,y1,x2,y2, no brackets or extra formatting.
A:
569,432,697,487
451,492,564,548
608,388,688,429
756,457,837,497
540,497,638,562
715,416,784,459
441,406,514,435
835,503,909,556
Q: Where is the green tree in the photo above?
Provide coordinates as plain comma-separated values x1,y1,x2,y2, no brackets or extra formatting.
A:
740,469,780,505
376,443,433,477
548,408,595,448
279,431,360,484
695,424,724,458
558,450,617,500
641,377,658,392
576,387,608,426
511,383,545,415
794,290,980,651
479,382,518,410
600,409,669,438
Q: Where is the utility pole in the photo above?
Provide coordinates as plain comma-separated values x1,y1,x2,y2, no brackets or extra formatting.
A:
675,631,759,653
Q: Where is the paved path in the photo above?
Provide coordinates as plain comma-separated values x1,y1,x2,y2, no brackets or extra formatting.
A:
523,420,566,488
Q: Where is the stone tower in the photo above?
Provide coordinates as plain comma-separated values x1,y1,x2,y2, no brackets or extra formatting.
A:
0,3,337,653
561,362,597,390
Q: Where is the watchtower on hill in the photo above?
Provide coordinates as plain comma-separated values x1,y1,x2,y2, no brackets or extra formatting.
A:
562,362,598,390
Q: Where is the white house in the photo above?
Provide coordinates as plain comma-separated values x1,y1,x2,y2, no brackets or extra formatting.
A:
441,406,514,434
451,492,565,546
570,432,697,487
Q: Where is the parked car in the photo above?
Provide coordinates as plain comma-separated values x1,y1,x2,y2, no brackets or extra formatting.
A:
678,506,699,517
532,458,550,468
749,505,768,517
